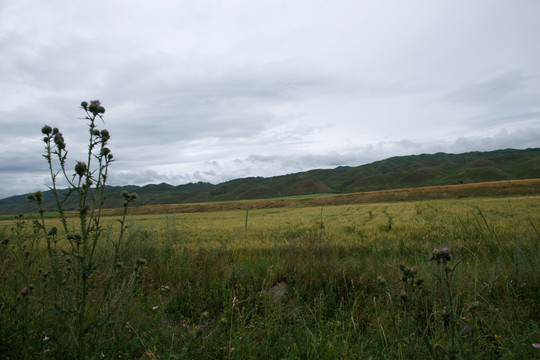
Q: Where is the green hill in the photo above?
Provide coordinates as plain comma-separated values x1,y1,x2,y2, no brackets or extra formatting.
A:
1,148,539,215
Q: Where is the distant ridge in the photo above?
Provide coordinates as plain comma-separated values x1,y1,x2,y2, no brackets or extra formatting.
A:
1,148,539,215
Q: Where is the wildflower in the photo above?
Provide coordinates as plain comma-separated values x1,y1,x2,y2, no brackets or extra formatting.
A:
91,100,101,106
100,129,110,142
376,274,386,286
533,343,540,349
462,325,471,331
53,132,65,149
431,246,451,262
152,306,159,310
75,162,87,177
520,282,526,288
43,336,49,341
399,288,408,302
41,125,52,135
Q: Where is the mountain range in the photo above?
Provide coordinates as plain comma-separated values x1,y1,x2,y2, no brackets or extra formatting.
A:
1,148,539,215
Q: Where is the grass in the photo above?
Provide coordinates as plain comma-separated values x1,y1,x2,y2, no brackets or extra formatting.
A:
1,195,539,359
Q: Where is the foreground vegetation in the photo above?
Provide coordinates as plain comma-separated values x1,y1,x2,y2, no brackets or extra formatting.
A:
1,195,539,359
1,101,538,359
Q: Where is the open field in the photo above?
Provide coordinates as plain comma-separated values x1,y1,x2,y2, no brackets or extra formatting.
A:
1,194,539,359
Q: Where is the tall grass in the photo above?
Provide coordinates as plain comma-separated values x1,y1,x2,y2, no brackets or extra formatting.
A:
1,196,539,358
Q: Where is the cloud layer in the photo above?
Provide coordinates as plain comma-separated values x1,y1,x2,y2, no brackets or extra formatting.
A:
1,1,539,199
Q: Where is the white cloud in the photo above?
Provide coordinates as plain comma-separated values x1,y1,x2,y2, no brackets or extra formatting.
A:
1,0,539,199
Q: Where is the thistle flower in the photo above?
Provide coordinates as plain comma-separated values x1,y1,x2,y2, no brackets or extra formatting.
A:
88,100,100,113
41,125,52,135
100,129,110,142
75,161,87,177
431,246,451,263
88,100,105,114
53,132,65,148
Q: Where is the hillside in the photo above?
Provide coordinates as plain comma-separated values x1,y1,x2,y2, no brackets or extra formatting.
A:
1,148,539,215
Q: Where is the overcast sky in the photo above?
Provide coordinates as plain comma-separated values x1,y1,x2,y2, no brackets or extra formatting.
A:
1,0,539,199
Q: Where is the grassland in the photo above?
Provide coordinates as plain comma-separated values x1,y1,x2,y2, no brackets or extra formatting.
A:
1,194,539,359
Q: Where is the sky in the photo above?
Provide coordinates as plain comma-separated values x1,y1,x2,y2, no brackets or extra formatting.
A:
1,0,539,199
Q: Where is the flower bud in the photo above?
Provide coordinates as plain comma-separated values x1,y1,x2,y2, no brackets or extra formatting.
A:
92,129,100,136
100,129,110,141
97,106,105,114
34,191,43,202
75,161,87,176
400,289,408,302
81,101,88,110
41,125,52,135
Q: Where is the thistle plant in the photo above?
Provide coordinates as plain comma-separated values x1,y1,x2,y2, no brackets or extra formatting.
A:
26,100,138,358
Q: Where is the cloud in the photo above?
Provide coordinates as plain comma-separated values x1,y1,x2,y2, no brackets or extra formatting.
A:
1,1,540,199
444,71,524,106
